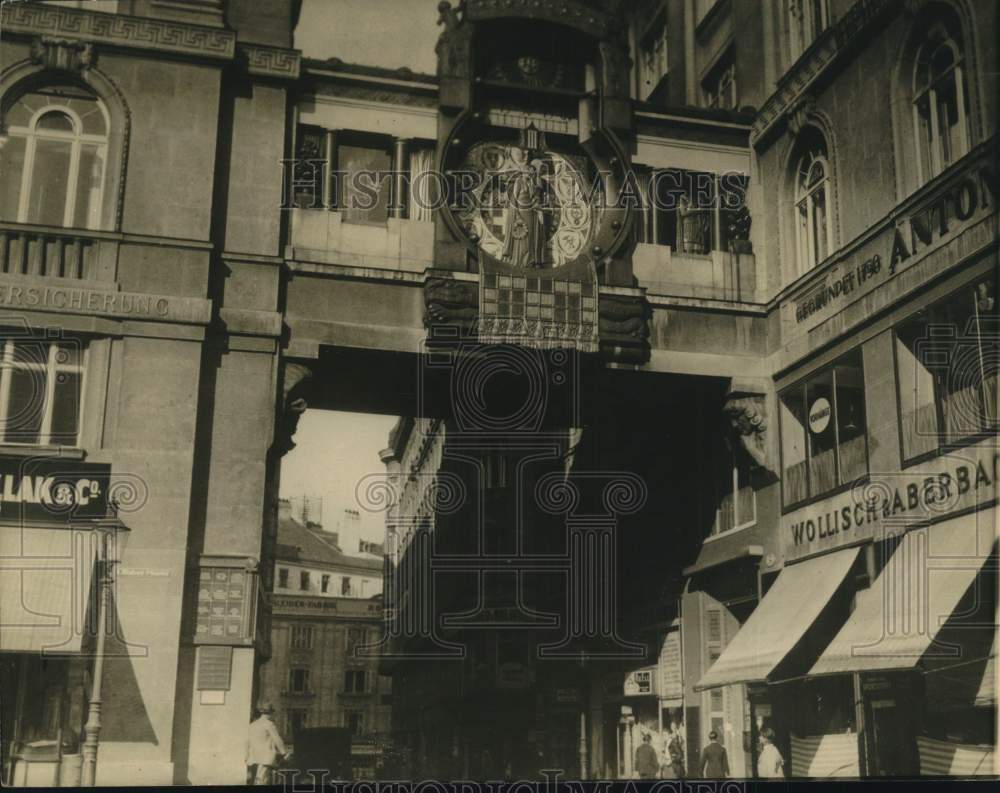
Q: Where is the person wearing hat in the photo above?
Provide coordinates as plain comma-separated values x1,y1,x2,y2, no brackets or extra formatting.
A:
635,732,660,779
246,704,288,785
698,730,729,778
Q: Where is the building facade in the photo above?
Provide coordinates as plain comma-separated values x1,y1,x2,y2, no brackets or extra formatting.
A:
0,0,994,785
257,500,389,772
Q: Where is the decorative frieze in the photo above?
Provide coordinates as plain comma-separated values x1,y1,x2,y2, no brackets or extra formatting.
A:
1,2,235,61
241,44,301,80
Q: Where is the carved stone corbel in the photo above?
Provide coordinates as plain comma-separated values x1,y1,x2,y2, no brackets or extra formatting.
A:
786,94,816,138
30,36,94,72
273,361,314,457
722,377,773,473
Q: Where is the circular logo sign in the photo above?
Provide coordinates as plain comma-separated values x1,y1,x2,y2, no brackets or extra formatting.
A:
808,397,832,434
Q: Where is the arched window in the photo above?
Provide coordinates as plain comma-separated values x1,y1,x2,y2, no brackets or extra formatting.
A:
794,138,833,275
912,25,970,183
0,85,109,229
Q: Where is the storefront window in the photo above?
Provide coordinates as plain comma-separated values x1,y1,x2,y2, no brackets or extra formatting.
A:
0,338,86,446
894,276,997,462
780,349,869,507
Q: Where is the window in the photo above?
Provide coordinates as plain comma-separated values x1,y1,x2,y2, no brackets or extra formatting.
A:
895,277,997,462
912,25,970,184
787,0,829,64
704,606,728,745
638,11,668,100
299,571,310,591
338,142,391,224
780,349,868,507
0,86,108,229
321,574,330,594
702,51,737,110
793,133,833,275
346,627,367,662
635,168,749,254
0,338,85,446
277,567,289,588
345,710,364,736
344,670,367,693
287,708,308,736
290,624,314,650
341,576,352,596
713,447,756,535
288,667,311,694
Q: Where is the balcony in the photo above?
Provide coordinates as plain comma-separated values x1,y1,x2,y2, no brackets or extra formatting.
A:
0,222,117,281
287,209,434,273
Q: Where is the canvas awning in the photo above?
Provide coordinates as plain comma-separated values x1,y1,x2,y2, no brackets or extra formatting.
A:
695,546,860,690
809,518,996,677
0,526,97,653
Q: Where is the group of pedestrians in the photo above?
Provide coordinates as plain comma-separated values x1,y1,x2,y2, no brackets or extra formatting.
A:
635,727,785,779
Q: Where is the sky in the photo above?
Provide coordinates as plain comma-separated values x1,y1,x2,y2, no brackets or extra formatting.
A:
295,0,442,74
279,410,398,554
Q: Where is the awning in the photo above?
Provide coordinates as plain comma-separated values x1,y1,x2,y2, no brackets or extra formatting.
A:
1,526,97,653
695,545,860,690
809,519,996,677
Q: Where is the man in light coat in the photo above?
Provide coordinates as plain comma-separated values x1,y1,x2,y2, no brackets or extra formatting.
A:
246,704,288,785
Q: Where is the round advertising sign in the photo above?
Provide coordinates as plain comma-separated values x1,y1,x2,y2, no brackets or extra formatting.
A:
808,397,832,434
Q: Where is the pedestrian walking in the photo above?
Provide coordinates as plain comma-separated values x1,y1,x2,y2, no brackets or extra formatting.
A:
699,730,729,778
635,733,660,779
757,727,785,779
246,704,288,785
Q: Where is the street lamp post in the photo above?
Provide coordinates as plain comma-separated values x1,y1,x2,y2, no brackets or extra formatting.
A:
80,519,129,788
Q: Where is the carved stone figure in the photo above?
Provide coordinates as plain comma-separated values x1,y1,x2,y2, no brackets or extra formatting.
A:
501,149,548,269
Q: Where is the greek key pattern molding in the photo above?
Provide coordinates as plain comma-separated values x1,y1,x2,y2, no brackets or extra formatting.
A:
1,2,236,61
242,44,301,80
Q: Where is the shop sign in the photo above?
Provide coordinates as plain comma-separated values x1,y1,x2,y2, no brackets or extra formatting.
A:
0,457,110,524
658,631,683,701
554,688,580,703
497,662,529,689
784,441,998,561
793,161,996,325
808,397,832,434
624,666,657,697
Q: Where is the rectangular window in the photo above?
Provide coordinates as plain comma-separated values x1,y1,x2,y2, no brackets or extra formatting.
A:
321,574,330,594
702,50,738,110
714,446,757,535
290,624,314,650
895,277,997,462
346,627,367,663
0,338,85,446
289,667,311,694
787,0,830,64
780,349,869,507
299,571,310,591
346,710,364,736
338,142,391,224
287,708,308,736
344,669,367,693
342,576,352,596
638,11,669,100
278,567,289,589
635,168,749,255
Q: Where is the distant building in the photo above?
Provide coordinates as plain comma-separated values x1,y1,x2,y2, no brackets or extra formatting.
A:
257,500,390,755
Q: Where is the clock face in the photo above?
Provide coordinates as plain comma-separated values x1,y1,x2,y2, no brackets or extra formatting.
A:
456,142,596,270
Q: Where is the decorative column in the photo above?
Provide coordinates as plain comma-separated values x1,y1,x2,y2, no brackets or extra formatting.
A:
392,138,410,219
323,130,338,210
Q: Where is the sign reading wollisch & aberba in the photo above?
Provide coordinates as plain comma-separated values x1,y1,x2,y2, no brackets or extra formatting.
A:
0,456,110,524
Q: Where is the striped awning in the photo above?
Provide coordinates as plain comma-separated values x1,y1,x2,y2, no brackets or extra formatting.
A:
809,518,996,677
695,546,860,690
0,526,97,653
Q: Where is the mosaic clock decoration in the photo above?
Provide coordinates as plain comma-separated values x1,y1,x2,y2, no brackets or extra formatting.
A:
456,141,596,270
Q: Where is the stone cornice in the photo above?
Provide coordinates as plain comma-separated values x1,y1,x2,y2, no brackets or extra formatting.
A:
750,0,900,148
1,2,235,60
